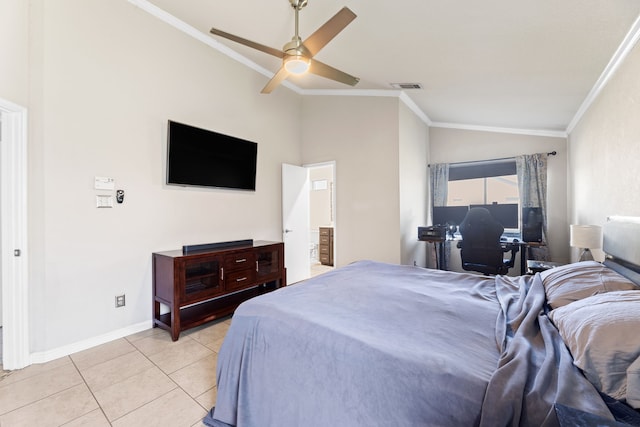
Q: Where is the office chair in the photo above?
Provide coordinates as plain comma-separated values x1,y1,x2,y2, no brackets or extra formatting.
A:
457,207,519,275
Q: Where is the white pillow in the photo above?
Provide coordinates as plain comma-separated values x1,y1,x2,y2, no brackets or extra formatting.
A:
541,261,638,309
549,290,640,401
626,357,640,408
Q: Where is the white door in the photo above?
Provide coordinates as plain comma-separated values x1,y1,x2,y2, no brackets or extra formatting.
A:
1,99,30,370
282,163,310,284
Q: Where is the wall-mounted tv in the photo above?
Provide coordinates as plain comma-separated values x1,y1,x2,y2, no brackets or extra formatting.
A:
167,120,257,191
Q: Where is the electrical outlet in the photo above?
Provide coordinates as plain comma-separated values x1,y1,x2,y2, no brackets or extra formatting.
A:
115,294,126,308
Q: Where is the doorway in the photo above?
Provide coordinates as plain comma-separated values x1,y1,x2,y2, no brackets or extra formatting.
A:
0,98,29,370
281,162,336,284
307,162,336,277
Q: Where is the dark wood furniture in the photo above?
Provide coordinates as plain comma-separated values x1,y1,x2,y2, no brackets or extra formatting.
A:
153,240,285,341
319,227,334,266
527,260,564,274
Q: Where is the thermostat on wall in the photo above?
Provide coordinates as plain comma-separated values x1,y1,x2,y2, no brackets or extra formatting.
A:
94,176,115,190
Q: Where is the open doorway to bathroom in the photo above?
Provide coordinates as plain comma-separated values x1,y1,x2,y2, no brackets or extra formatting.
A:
308,162,336,278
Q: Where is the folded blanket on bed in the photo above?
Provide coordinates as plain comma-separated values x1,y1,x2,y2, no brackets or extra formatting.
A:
480,275,612,426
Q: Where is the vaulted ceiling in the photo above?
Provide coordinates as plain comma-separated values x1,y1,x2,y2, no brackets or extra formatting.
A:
138,0,640,135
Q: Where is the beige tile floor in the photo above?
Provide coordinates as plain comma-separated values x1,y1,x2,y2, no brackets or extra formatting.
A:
0,317,231,427
310,262,333,278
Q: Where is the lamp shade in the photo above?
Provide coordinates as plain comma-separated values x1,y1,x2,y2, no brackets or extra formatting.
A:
570,224,602,249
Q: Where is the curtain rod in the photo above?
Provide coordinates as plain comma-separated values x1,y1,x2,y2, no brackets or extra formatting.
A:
428,151,557,167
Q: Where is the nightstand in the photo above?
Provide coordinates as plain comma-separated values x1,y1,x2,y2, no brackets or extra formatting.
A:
527,260,565,274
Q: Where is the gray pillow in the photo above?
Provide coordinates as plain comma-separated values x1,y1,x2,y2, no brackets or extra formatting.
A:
549,291,640,402
541,261,638,309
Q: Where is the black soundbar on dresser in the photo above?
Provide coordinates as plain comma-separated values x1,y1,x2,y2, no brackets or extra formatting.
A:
182,239,253,254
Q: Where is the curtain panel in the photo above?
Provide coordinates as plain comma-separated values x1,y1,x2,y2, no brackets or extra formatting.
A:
429,163,450,269
430,163,449,207
516,153,550,261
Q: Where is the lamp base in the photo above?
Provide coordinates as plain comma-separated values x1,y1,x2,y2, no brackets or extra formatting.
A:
579,248,594,262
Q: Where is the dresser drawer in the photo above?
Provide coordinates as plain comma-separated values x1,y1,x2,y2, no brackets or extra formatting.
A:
319,254,331,264
319,227,333,236
319,235,331,245
225,268,256,292
223,250,256,271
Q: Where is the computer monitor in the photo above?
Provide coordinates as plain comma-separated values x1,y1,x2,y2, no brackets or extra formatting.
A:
522,207,543,242
469,203,519,229
432,205,469,226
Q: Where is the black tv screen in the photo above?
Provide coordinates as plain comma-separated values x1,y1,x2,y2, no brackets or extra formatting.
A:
167,120,257,191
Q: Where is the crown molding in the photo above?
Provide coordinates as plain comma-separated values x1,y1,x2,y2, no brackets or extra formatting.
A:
299,89,432,125
566,14,640,134
430,122,567,139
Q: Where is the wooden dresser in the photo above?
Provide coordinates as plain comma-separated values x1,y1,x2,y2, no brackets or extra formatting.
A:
153,240,285,340
319,227,334,266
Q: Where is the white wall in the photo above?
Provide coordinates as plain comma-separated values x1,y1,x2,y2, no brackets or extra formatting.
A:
301,96,402,266
0,0,29,105
301,96,429,267
399,102,429,267
568,41,640,261
429,127,569,264
16,0,303,355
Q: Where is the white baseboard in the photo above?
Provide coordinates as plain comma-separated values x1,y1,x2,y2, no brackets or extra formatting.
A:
29,320,153,365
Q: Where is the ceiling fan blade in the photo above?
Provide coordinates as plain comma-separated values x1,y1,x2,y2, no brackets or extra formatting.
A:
309,59,359,87
303,7,356,57
261,66,290,94
210,27,284,59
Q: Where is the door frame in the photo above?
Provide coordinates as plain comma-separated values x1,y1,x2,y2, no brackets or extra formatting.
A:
1,98,30,370
304,161,337,267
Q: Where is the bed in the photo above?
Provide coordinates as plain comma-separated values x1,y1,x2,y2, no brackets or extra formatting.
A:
204,216,640,427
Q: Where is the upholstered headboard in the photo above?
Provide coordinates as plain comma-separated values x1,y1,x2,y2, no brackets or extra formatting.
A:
603,216,640,285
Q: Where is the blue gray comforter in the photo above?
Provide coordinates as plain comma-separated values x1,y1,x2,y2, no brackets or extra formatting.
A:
206,260,613,427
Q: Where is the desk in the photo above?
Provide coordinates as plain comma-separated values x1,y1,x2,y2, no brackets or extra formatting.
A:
527,260,564,274
518,241,546,275
418,226,448,270
419,237,446,270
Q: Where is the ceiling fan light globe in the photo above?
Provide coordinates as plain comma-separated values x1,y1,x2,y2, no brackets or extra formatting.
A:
284,56,310,74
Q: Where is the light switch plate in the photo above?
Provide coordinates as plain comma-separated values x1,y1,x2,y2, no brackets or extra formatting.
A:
95,176,115,190
96,195,114,208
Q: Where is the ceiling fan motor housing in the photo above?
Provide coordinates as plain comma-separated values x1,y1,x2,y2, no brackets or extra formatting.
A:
283,38,310,74
290,0,308,11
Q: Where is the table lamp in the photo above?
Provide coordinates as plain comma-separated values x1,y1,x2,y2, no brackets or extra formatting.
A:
570,224,602,261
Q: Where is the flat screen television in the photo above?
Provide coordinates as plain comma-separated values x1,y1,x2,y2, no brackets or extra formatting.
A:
470,203,519,229
167,120,257,191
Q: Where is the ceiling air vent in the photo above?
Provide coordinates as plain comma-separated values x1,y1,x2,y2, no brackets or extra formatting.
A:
390,83,423,90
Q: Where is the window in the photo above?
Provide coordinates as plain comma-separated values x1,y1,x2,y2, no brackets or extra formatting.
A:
448,175,519,207
446,159,520,230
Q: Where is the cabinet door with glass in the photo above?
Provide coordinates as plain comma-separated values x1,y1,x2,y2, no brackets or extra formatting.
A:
181,255,224,304
255,244,284,283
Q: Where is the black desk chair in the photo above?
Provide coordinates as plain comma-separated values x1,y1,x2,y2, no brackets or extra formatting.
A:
456,207,519,275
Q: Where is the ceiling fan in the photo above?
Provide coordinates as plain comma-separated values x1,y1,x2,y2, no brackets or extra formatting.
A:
209,0,360,94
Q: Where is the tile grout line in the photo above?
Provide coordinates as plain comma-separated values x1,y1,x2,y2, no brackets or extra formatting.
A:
1,323,227,425
100,334,213,423
68,356,114,426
